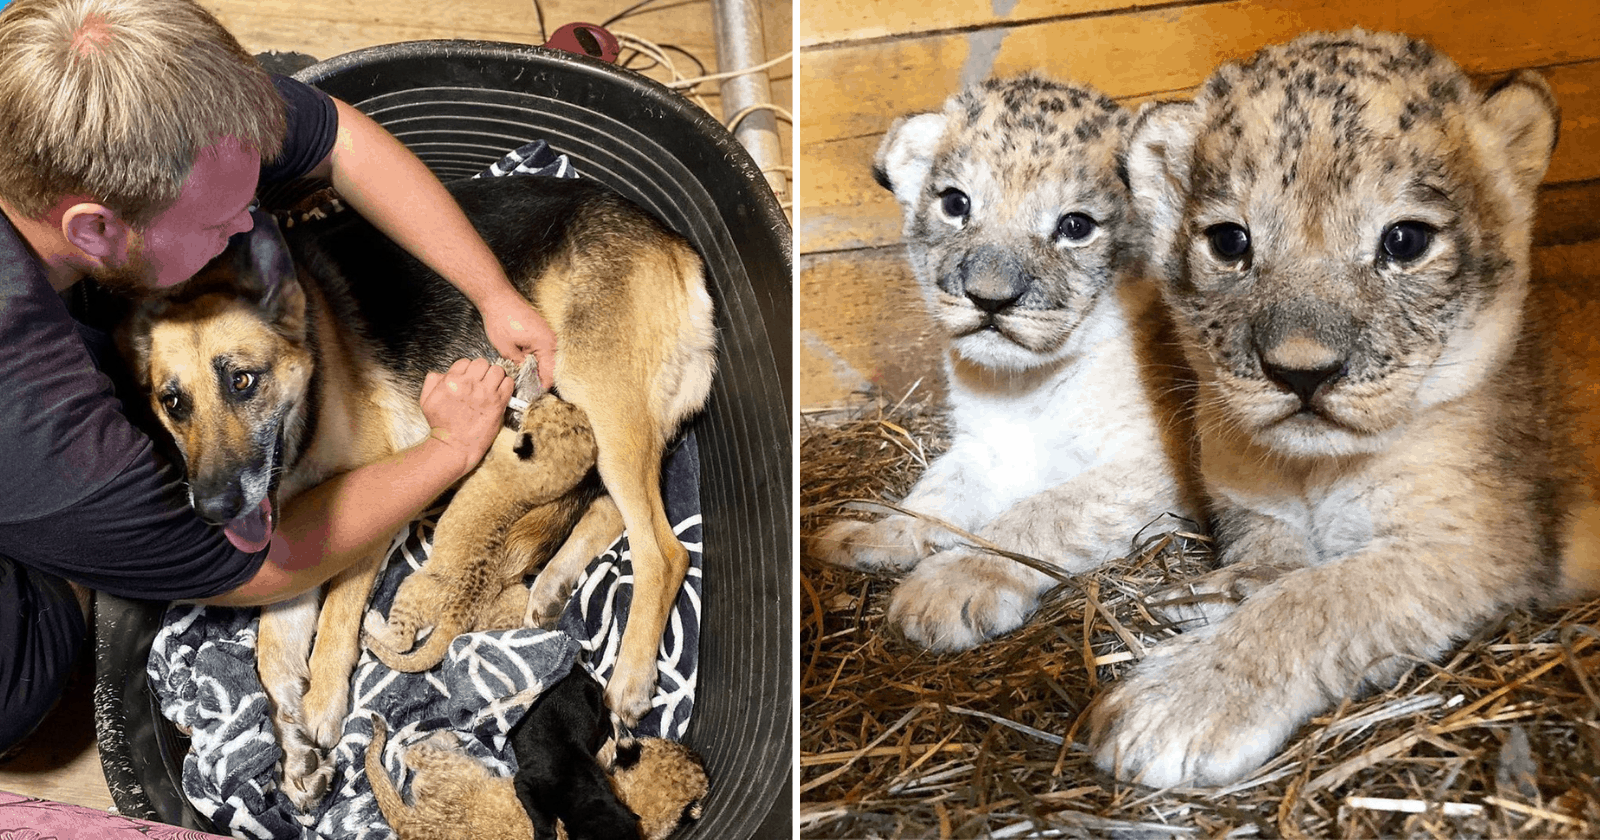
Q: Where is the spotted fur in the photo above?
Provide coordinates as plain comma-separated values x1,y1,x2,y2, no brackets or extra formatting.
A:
812,74,1198,651
1089,29,1599,788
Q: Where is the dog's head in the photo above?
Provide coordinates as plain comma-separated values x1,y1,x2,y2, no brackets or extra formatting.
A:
119,209,312,552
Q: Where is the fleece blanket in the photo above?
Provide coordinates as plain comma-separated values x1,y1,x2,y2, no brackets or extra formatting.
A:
146,142,703,840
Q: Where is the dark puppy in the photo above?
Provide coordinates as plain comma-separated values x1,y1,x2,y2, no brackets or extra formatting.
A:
511,669,640,840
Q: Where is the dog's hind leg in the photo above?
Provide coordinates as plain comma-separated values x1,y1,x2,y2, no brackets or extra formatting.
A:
301,549,385,751
524,496,624,629
562,394,686,725
258,593,334,811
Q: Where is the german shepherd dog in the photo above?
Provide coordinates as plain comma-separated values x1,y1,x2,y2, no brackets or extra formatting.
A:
119,176,716,808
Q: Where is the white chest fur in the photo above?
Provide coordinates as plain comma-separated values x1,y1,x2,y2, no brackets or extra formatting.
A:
922,284,1171,526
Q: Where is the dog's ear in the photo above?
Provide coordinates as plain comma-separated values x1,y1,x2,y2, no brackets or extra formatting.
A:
114,309,154,390
233,209,308,339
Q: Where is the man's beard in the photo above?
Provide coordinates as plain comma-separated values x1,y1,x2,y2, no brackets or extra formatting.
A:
87,237,156,297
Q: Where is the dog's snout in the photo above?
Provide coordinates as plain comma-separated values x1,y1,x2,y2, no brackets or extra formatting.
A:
192,481,246,524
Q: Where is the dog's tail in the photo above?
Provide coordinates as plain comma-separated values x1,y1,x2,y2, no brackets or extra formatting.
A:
365,715,414,832
368,614,467,672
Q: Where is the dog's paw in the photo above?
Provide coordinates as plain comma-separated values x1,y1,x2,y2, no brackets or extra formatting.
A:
885,549,1040,652
1086,632,1305,788
280,750,336,814
276,715,335,813
299,679,350,751
1147,562,1295,629
605,660,659,727
808,515,957,573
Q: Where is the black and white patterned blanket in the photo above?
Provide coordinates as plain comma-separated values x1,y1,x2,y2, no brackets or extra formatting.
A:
146,143,702,840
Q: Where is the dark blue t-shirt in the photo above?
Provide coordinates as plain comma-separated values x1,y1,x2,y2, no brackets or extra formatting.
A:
0,76,338,600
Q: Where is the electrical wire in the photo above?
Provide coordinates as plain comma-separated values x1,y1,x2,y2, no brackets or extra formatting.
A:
668,50,792,89
725,102,793,133
601,0,670,28
530,0,548,44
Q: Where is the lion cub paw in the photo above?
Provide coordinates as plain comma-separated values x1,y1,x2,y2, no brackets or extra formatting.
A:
1147,562,1296,629
886,548,1038,652
809,515,959,573
1086,632,1301,788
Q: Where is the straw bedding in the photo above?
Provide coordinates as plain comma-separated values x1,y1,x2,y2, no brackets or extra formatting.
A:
799,393,1600,839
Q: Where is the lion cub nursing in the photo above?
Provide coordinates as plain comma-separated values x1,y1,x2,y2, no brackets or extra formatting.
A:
364,392,608,672
1087,29,1600,786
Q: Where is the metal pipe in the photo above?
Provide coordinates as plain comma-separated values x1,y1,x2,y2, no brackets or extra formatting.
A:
710,0,787,202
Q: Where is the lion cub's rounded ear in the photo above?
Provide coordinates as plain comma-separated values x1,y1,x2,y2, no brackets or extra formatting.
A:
1481,70,1560,194
1125,100,1204,269
874,112,948,211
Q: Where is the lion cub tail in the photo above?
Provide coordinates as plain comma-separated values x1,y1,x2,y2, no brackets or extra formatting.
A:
368,612,468,672
365,716,416,833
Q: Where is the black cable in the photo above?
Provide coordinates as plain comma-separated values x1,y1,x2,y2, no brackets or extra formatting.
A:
532,0,548,44
651,42,708,78
600,0,668,29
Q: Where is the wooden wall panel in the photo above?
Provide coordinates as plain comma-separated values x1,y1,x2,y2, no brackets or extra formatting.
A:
798,0,1600,409
799,0,1160,48
800,0,1600,148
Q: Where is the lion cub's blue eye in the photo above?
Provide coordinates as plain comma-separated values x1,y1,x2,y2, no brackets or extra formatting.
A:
1206,223,1251,260
939,188,970,219
1381,221,1433,262
1056,212,1096,242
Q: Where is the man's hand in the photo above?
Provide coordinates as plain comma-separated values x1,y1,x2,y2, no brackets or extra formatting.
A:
420,358,514,477
481,292,557,391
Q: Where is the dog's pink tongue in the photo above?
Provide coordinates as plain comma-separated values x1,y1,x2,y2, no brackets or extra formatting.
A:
223,498,274,553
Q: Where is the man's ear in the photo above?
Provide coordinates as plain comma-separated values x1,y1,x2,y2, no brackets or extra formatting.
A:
1125,99,1204,273
874,112,948,212
60,203,134,264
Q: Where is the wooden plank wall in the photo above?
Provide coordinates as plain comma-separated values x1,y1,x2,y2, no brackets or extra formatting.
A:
797,0,1600,409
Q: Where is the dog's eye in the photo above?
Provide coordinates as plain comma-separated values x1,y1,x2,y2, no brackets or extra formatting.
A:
1055,212,1096,242
1381,221,1433,262
1206,223,1251,261
231,371,255,392
939,188,970,219
159,392,188,421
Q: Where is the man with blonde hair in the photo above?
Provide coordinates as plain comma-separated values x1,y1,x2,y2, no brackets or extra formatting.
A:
0,0,558,755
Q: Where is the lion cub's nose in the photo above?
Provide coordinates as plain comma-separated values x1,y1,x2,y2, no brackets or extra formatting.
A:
1258,334,1346,403
966,284,1023,313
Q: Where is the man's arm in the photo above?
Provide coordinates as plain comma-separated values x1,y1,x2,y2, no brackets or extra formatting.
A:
204,357,513,606
305,98,558,389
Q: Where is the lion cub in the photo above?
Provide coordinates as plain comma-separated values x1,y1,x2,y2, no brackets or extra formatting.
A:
1089,29,1600,787
810,73,1197,650
365,716,708,840
364,393,605,671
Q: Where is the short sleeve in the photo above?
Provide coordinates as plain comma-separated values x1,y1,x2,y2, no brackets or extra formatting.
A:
262,75,339,184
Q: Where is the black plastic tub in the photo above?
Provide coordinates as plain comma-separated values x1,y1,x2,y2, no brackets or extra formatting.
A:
94,40,792,840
